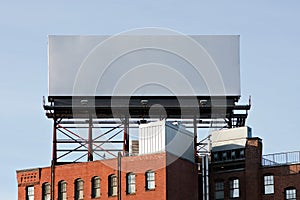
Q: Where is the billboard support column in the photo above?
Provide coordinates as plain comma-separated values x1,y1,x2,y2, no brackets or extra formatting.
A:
193,117,198,161
51,119,57,200
88,113,93,161
123,116,129,156
117,152,122,200
52,119,57,163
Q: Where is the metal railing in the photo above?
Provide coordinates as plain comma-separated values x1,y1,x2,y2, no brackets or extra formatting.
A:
262,151,300,166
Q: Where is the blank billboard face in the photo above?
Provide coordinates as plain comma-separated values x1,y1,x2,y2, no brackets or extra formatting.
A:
48,35,240,97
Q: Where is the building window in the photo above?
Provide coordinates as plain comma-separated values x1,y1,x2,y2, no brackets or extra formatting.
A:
222,152,228,161
264,175,274,194
215,181,224,199
229,178,239,198
240,149,245,158
213,153,219,162
75,179,84,200
146,171,155,190
58,181,67,200
285,187,296,200
42,183,50,200
126,173,136,194
26,186,34,200
91,176,100,198
231,150,236,159
108,175,117,196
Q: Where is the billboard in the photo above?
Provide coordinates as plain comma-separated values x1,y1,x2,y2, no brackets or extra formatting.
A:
48,35,240,97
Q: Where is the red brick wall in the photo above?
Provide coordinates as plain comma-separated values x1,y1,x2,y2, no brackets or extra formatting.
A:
17,168,42,200
210,169,245,200
209,137,300,200
261,164,300,200
244,137,263,200
17,153,167,200
209,138,263,200
17,152,198,200
166,153,199,200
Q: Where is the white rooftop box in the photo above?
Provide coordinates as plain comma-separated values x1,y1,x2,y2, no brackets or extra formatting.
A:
139,120,194,162
211,127,252,152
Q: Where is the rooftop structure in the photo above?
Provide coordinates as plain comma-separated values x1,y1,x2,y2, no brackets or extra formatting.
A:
18,34,256,200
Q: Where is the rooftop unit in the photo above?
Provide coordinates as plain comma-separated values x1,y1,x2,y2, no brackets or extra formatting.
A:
139,120,194,162
211,126,252,152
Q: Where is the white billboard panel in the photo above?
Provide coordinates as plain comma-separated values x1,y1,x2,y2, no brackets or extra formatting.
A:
48,35,240,97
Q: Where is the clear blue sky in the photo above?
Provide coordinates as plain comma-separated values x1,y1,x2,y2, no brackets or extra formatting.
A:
1,1,300,199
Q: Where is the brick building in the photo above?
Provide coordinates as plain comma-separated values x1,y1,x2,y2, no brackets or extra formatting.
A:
17,152,198,200
17,125,300,200
209,128,300,200
17,120,199,200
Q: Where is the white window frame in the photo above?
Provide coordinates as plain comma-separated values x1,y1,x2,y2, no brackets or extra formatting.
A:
27,186,34,200
42,183,51,200
229,178,239,198
127,173,136,194
264,175,274,194
285,187,296,200
215,181,224,199
146,171,155,190
75,179,84,200
58,181,67,200
91,176,100,198
108,175,117,197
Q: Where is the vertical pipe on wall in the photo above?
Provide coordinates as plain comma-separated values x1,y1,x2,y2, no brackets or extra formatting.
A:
202,156,206,200
205,155,209,200
202,155,210,200
117,152,122,200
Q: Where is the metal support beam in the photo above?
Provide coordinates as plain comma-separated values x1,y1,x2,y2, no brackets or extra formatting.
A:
202,155,210,200
51,119,57,200
44,96,250,164
123,117,129,155
88,114,93,161
51,162,55,200
117,152,122,200
228,114,233,128
52,120,57,164
193,117,198,161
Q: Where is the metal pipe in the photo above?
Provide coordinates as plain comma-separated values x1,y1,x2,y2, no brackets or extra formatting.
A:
57,149,122,152
205,155,209,200
51,119,57,200
117,152,122,200
51,161,55,200
202,156,206,200
193,117,198,161
201,155,210,200
52,120,57,163
123,117,129,155
56,140,125,143
88,114,93,161
208,135,212,154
